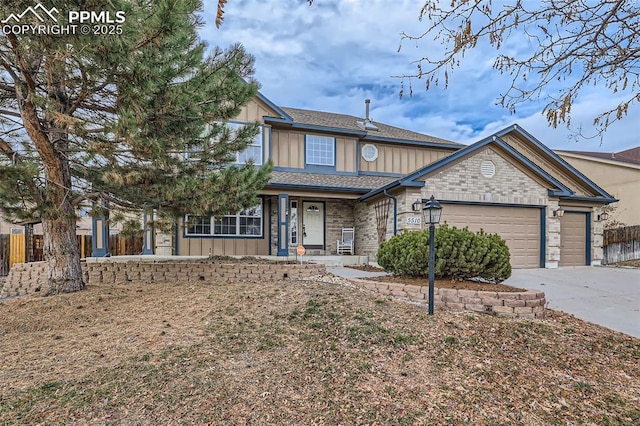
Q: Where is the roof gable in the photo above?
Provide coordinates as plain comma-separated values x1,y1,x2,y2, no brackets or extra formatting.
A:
255,92,293,121
495,125,616,201
360,125,616,203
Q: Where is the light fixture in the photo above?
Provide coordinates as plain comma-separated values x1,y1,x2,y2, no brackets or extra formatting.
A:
422,195,443,316
422,195,443,226
598,211,610,221
553,207,565,217
412,199,422,212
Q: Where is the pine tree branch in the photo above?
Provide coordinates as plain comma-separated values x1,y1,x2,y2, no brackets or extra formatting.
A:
72,191,136,209
0,136,44,204
5,34,37,91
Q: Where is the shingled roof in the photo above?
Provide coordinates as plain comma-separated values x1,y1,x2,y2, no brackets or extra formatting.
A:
267,171,398,192
558,146,640,166
279,107,462,147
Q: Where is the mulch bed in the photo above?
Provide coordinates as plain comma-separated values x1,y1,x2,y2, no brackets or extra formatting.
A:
345,265,523,292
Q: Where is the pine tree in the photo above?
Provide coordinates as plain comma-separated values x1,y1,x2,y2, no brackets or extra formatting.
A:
0,0,272,294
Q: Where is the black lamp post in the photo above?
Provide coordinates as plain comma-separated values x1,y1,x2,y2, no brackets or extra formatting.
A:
422,195,443,315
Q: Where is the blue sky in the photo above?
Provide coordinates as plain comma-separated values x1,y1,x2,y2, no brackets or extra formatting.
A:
200,0,639,152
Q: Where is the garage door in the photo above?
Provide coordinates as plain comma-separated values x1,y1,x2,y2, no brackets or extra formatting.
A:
442,204,541,268
560,212,587,266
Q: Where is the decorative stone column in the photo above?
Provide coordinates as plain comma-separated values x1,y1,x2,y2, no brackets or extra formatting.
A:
546,200,561,268
591,206,605,265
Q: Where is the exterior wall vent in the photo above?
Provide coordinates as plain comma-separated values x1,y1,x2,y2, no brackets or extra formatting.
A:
361,144,378,162
481,160,496,178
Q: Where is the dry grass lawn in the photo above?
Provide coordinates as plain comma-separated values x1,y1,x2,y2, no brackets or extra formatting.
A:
1,274,639,425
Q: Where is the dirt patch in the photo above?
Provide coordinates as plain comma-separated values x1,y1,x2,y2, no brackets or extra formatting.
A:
1,276,638,425
345,264,385,272
611,260,640,268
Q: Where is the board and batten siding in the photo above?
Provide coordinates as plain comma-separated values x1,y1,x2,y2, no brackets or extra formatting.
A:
176,218,270,257
271,129,357,172
359,143,451,175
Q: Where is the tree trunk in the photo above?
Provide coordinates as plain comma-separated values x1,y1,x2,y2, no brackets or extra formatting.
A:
42,213,84,295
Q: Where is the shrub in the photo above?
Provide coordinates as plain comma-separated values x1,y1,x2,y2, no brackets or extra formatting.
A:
377,224,512,282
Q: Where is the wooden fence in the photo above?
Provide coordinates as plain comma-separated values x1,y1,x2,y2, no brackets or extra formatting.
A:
603,225,640,264
0,234,144,275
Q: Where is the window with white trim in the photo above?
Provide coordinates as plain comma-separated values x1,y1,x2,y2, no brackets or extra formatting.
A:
185,202,263,237
229,122,263,165
305,135,335,166
183,122,263,165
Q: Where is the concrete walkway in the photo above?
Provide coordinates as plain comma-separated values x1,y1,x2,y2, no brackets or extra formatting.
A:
327,266,388,279
504,266,640,338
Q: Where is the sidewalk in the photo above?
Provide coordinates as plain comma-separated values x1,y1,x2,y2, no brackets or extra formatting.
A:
327,266,388,279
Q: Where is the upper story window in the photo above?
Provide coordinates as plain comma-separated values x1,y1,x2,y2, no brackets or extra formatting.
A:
184,201,263,237
183,122,263,165
305,135,335,166
229,122,263,165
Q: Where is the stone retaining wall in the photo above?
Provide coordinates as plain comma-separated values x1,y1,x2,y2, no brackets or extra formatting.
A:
350,278,545,319
1,260,326,298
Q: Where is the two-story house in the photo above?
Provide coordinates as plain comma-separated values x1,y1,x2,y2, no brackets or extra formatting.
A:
172,93,616,268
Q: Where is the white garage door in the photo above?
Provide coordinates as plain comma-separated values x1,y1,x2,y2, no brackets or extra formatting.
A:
442,204,541,269
560,212,587,266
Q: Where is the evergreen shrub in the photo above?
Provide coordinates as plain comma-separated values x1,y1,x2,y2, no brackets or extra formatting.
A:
377,224,512,282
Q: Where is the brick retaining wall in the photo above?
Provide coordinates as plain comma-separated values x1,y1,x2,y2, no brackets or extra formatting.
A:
0,260,326,298
350,278,546,319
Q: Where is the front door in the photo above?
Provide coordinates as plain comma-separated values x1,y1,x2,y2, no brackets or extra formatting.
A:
302,201,324,249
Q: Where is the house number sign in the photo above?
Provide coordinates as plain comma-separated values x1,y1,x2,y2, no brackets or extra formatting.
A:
406,217,421,225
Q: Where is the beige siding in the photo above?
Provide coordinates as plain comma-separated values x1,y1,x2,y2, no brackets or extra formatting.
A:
336,137,357,173
359,143,452,175
178,236,269,256
502,133,596,197
559,154,640,226
236,99,279,123
176,217,270,256
271,130,304,168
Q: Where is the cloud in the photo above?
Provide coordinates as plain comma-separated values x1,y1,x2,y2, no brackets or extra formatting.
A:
201,0,638,152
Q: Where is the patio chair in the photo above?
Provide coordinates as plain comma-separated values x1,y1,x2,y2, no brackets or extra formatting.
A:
336,227,355,255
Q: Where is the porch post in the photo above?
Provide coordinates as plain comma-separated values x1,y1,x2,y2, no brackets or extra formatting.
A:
91,200,110,257
277,194,289,256
142,208,154,255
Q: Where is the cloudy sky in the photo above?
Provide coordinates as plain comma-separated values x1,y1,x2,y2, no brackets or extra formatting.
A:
200,0,638,153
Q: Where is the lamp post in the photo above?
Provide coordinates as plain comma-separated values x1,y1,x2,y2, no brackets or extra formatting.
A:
422,195,443,316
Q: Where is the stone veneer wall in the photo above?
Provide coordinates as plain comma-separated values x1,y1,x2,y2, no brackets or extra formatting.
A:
421,148,549,206
354,197,395,260
350,278,546,319
1,260,326,298
325,199,356,255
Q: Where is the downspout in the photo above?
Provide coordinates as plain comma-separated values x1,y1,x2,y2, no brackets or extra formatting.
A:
383,189,397,235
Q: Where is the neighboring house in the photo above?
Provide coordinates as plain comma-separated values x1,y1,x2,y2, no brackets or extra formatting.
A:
174,93,616,268
556,147,640,226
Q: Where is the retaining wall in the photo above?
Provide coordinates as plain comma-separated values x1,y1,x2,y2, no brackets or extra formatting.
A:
350,278,546,319
0,260,326,298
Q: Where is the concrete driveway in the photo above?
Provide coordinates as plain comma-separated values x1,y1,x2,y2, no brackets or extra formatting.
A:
504,266,640,338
